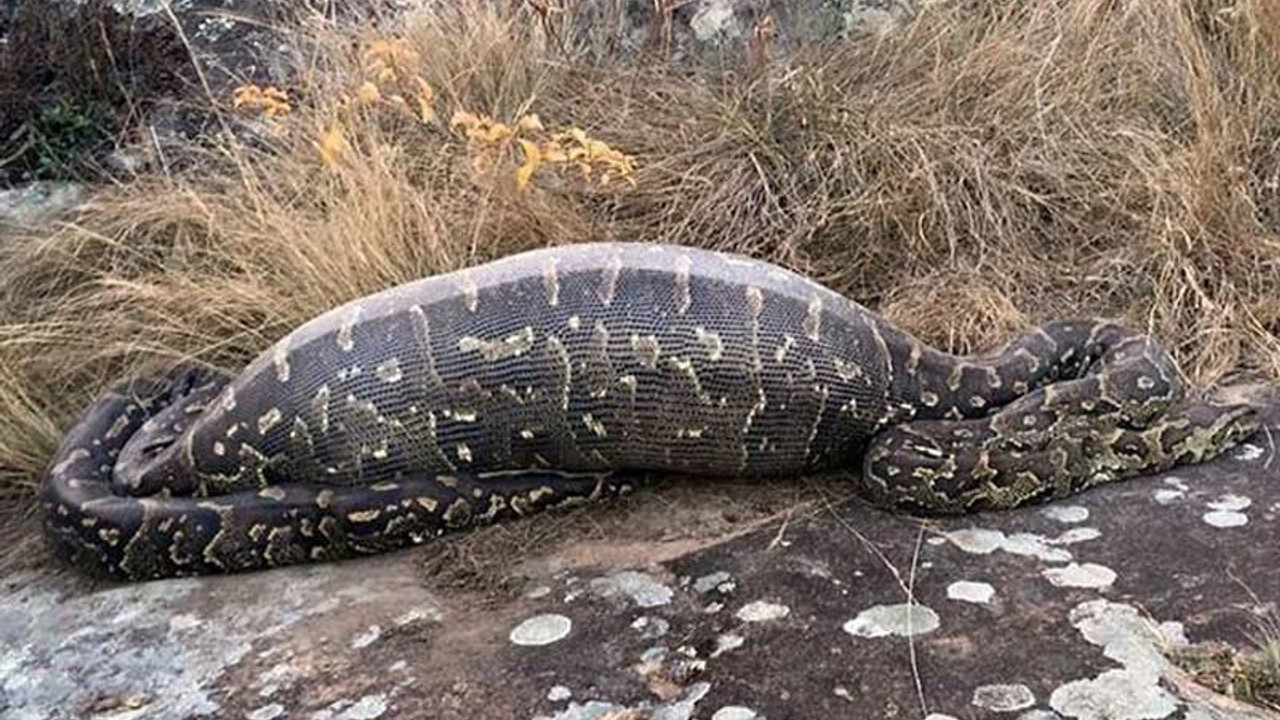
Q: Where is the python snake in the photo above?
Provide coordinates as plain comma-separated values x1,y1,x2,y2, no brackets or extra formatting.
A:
41,243,1260,580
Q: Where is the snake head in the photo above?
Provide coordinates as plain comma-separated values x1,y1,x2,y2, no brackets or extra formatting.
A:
1156,401,1263,465
1206,403,1264,449
860,426,967,510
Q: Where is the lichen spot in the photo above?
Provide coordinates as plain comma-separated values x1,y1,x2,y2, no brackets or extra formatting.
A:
272,343,291,383
843,604,940,638
456,443,473,463
971,684,1035,713
946,581,996,604
375,358,403,384
509,613,572,647
1042,562,1117,589
735,601,790,622
542,257,561,307
804,293,823,341
630,334,662,369
257,408,283,435
694,327,723,361
336,307,361,352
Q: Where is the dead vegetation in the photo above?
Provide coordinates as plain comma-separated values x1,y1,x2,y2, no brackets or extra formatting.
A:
0,0,189,182
1170,610,1280,712
1,0,1279,513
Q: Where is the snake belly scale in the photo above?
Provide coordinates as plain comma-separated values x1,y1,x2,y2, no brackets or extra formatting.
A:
41,243,1260,579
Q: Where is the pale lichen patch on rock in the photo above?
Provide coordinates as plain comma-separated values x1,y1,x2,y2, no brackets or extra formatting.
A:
630,615,670,639
247,703,285,720
1042,505,1089,524
351,624,382,649
971,684,1036,712
943,528,1072,563
1050,527,1102,545
1203,510,1249,528
711,706,760,720
736,600,790,622
692,570,733,594
1042,563,1117,589
843,604,940,638
1208,494,1252,512
313,693,389,720
946,581,996,604
1048,600,1180,720
712,632,745,657
534,682,711,720
588,570,673,608
509,614,572,647
1203,494,1252,528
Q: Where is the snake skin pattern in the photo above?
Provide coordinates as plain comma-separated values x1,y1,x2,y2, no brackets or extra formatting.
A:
41,243,1260,580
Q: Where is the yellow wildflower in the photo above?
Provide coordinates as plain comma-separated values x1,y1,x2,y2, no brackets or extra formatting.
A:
516,139,541,191
451,110,483,132
318,122,350,168
517,114,545,132
232,84,291,117
356,81,381,105
413,77,437,123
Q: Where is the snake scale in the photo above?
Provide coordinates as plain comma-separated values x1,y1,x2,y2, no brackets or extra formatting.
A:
41,243,1260,580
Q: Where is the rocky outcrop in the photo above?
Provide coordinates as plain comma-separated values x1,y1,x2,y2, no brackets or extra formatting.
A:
5,386,1279,719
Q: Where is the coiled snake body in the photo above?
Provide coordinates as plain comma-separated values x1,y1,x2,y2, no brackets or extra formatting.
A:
42,243,1260,579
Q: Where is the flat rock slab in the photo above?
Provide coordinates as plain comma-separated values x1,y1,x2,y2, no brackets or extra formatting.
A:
4,391,1280,720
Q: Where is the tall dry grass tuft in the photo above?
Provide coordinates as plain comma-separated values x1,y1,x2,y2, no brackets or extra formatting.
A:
2,0,1279,510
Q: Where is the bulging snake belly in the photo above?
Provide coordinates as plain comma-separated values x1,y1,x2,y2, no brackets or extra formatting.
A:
40,243,1260,579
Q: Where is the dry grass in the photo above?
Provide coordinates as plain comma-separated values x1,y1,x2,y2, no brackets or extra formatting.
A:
1170,611,1280,712
2,0,1279,510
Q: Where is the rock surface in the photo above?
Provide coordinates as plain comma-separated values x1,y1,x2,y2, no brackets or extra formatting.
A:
0,182,82,228
4,387,1280,719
